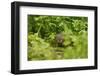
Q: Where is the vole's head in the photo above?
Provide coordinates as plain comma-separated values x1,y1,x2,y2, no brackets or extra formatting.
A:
55,33,64,44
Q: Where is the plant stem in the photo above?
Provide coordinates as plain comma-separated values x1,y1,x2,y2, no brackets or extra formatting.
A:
37,24,42,36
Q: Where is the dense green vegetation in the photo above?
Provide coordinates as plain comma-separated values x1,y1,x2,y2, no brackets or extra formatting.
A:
28,15,88,61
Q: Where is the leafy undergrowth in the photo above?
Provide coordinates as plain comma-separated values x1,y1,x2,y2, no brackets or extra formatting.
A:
28,15,88,61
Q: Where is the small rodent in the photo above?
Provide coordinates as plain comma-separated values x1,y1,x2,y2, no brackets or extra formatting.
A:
55,33,64,47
